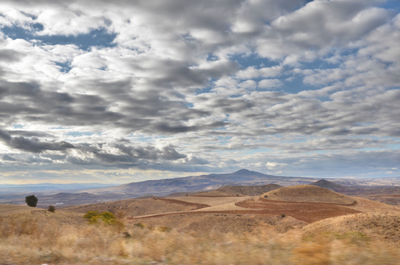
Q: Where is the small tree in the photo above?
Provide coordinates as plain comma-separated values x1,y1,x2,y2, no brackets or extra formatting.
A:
25,195,38,207
48,205,56,212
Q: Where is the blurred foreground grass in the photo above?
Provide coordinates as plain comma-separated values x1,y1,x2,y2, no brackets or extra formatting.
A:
0,210,399,265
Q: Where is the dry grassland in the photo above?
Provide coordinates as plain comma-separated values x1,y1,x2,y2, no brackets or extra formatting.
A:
1,204,400,265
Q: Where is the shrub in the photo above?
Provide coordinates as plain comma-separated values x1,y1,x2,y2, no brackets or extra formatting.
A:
25,195,38,207
48,205,56,213
100,211,117,225
134,222,145,229
158,226,172,232
83,211,100,223
83,211,117,225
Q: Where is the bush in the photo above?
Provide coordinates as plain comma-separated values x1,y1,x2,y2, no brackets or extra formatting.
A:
134,222,145,229
25,195,38,207
83,211,117,225
158,226,172,232
83,211,100,223
100,211,117,225
48,205,56,212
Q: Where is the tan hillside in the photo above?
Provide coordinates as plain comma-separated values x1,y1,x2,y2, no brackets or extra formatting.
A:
1,191,400,265
346,196,400,213
262,185,356,205
303,212,400,243
66,197,208,217
0,204,33,216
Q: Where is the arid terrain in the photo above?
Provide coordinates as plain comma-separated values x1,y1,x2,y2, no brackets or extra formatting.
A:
1,184,399,264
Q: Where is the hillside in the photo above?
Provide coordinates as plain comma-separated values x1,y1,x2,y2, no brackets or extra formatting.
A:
0,204,34,216
216,184,282,196
311,179,400,205
87,169,315,197
262,185,356,205
3,171,399,209
187,183,282,197
66,197,208,217
303,212,400,243
2,184,400,264
0,170,316,206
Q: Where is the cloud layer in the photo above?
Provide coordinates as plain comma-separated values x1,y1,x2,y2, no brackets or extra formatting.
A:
0,0,399,183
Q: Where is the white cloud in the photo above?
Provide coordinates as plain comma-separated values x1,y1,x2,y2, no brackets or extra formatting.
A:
266,161,286,170
0,0,398,181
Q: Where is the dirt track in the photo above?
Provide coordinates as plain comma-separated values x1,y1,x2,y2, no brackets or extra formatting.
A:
155,197,210,209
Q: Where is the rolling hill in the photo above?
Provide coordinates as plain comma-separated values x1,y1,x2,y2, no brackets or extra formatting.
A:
261,185,356,205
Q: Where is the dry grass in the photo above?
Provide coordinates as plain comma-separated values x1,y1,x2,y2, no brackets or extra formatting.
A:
65,197,203,217
303,212,400,243
1,208,400,265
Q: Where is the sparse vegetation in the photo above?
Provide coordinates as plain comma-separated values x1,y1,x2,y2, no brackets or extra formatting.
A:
158,226,172,232
25,195,38,207
0,210,399,265
134,222,145,229
1,188,399,264
83,210,118,225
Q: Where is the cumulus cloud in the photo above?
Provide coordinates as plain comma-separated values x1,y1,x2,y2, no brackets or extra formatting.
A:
0,0,399,182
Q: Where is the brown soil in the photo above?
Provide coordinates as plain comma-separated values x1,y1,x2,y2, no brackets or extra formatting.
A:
126,212,307,233
235,198,360,223
155,197,209,209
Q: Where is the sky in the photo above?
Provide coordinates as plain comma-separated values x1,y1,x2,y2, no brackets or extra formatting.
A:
0,0,399,184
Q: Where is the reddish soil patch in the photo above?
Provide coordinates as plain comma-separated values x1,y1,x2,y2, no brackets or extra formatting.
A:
259,197,357,206
155,198,210,209
235,199,360,223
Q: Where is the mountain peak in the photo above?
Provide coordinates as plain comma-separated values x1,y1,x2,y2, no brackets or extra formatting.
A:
315,179,331,184
312,179,345,191
234,169,252,174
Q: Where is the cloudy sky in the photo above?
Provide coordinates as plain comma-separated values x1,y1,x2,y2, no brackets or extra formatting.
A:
0,0,399,184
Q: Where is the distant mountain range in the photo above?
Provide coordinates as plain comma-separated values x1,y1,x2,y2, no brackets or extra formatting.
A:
1,169,315,206
312,179,400,196
85,169,315,196
1,169,399,207
0,183,114,194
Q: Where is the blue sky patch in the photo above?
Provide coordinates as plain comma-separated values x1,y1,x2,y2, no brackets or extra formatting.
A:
1,25,116,50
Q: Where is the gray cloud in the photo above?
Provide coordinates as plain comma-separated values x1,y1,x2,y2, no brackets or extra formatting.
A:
0,0,398,179
0,130,74,153
0,49,23,62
